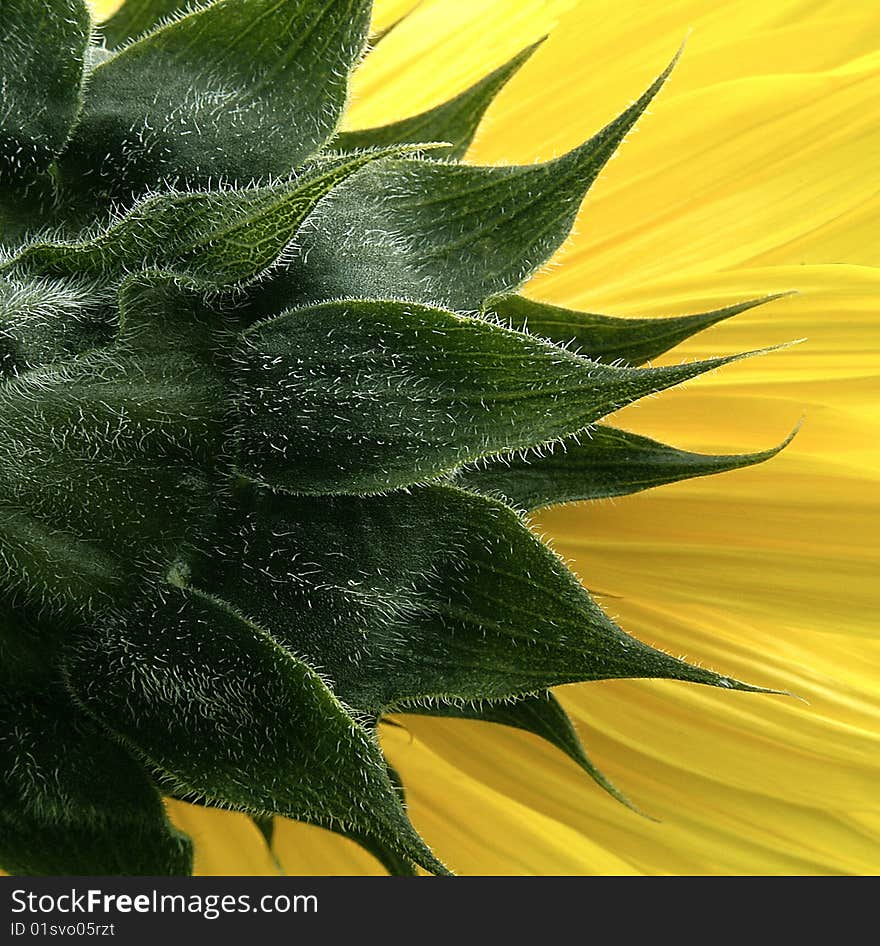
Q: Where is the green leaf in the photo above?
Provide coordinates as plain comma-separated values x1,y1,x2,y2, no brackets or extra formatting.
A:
201,482,777,714
0,503,123,620
252,813,276,847
114,268,235,347
58,0,372,201
454,423,799,511
0,274,111,377
13,150,415,289
0,0,91,185
338,827,419,876
263,760,419,875
0,684,192,875
63,586,450,876
0,601,66,685
0,275,230,603
237,298,767,495
248,51,678,313
0,176,60,247
398,692,643,814
332,751,419,876
484,293,792,365
334,41,542,160
100,0,205,48
340,762,419,876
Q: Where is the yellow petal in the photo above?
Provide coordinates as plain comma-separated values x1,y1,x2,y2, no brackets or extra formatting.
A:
539,456,879,634
165,801,281,876
522,65,880,294
272,820,386,876
87,0,421,29
380,724,642,875
398,706,880,875
344,0,578,129
369,0,424,35
89,0,121,17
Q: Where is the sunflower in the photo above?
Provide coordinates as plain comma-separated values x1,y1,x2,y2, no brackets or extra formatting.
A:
73,0,880,876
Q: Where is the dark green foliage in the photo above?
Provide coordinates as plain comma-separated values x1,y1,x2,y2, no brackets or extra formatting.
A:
0,0,90,185
200,483,774,713
0,0,793,877
0,504,123,619
237,298,763,494
255,753,420,875
0,685,192,875
0,603,66,687
12,148,420,288
246,52,679,314
400,692,643,814
0,275,229,612
101,0,204,48
333,762,420,876
0,274,111,377
0,0,91,242
64,587,448,875
485,293,790,365
59,0,372,201
454,423,799,510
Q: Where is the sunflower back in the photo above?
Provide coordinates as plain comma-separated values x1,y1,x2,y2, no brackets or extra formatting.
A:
0,0,791,876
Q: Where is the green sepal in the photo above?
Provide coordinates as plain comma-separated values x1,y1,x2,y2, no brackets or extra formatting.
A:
200,482,776,714
398,692,644,814
0,0,91,185
12,149,416,289
236,298,772,495
251,813,276,848
334,41,542,160
100,0,204,48
454,423,800,511
253,760,419,875
0,274,230,610
338,827,419,876
485,293,792,365
63,586,450,876
0,274,110,377
114,268,237,349
0,177,60,248
59,0,372,200
0,684,192,876
322,750,419,875
0,503,123,620
0,601,68,686
251,51,678,312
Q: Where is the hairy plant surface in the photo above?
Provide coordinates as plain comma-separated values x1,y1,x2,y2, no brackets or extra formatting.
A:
0,0,794,875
